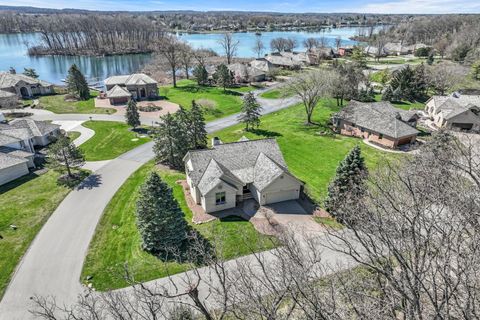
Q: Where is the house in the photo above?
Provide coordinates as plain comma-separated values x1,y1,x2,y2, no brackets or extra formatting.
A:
0,112,5,122
0,72,54,99
364,46,387,57
184,138,303,213
0,90,18,108
332,101,420,149
425,93,480,131
307,47,335,63
0,119,60,185
265,53,302,69
337,46,354,57
228,63,266,83
250,59,276,74
104,73,158,102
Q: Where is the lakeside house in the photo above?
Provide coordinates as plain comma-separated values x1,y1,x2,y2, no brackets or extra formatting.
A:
249,58,276,73
0,119,60,185
332,101,420,149
425,93,480,131
0,72,54,107
184,138,303,213
227,63,266,83
104,73,158,105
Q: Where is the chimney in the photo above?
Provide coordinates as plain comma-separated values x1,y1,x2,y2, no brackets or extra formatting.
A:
212,137,222,148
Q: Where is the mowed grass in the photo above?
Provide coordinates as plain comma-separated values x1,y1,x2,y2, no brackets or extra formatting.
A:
212,100,402,203
260,88,295,99
80,121,151,161
39,92,116,114
374,94,426,111
82,162,276,290
160,80,245,121
0,171,72,298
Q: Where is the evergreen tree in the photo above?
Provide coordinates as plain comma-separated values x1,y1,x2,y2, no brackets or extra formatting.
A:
125,99,140,129
23,68,39,79
427,54,434,65
413,63,428,97
136,172,188,255
193,65,208,86
239,92,262,131
324,146,368,223
66,64,90,100
189,100,208,149
471,60,480,81
47,134,85,178
351,46,367,68
153,113,189,170
213,64,233,91
383,65,416,102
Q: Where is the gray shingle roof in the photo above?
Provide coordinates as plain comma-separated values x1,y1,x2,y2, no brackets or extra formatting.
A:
0,132,20,146
0,72,52,89
0,152,28,170
433,94,480,120
0,146,33,158
104,73,157,86
106,85,132,98
186,139,297,195
335,101,420,139
7,119,60,136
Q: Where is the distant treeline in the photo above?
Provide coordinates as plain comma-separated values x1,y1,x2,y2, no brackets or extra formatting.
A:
21,15,164,56
371,15,480,63
0,8,406,35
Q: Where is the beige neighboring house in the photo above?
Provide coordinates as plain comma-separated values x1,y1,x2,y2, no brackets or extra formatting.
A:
265,53,302,69
383,42,428,56
228,63,266,83
184,138,303,214
0,72,54,99
0,119,61,185
104,73,158,104
333,101,419,149
425,93,480,131
250,58,276,73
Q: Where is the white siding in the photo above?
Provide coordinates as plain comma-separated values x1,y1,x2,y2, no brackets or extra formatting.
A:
202,184,237,213
259,174,302,205
0,162,29,186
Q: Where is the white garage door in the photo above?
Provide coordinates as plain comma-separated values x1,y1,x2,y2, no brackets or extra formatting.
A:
265,189,298,204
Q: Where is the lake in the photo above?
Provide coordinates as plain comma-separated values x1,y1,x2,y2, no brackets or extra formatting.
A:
0,28,366,85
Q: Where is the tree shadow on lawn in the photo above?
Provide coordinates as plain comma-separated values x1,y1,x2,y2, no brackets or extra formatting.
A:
248,128,283,138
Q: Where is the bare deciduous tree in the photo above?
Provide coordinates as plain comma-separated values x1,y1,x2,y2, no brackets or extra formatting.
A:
154,35,188,88
253,34,265,58
218,32,239,64
427,62,467,95
288,70,334,125
303,37,319,51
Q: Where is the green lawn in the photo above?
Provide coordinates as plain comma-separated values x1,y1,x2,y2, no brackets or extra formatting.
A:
80,121,151,161
211,100,402,203
260,87,295,99
160,80,245,121
67,131,81,141
373,94,426,111
82,162,276,290
0,171,73,298
39,92,116,114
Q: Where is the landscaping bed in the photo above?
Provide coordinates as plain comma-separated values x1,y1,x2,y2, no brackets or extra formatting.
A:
79,121,151,161
81,162,276,291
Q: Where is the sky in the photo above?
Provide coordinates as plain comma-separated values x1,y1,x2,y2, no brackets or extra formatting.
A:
3,0,480,14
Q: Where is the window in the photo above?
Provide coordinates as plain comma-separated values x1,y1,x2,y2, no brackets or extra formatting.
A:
379,134,384,140
215,192,226,205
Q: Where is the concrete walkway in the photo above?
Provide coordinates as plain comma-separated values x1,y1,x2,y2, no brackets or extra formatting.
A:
52,120,95,146
0,89,302,320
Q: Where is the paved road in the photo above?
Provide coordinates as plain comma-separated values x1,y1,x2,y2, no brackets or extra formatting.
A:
0,90,301,319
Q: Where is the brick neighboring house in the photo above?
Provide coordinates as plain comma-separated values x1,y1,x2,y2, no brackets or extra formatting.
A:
0,119,60,185
184,138,303,214
332,101,420,149
425,93,480,131
104,73,158,104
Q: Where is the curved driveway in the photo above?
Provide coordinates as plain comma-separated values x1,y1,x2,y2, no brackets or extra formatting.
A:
0,90,301,319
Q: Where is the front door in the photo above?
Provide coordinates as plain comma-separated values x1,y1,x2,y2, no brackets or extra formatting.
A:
20,87,29,97
140,88,146,98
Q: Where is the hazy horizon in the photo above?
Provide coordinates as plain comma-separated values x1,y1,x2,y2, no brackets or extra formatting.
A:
3,0,480,14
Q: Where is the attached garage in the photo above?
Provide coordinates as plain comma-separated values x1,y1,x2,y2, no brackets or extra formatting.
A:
0,157,29,186
106,85,131,106
264,189,299,205
451,123,473,130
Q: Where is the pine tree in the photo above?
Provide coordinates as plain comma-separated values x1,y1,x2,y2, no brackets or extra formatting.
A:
383,65,416,102
47,134,85,178
189,100,208,149
213,64,233,91
239,92,262,131
66,64,90,100
413,63,428,97
324,146,368,223
136,172,188,255
125,99,140,129
23,68,39,79
193,65,208,86
153,113,189,170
